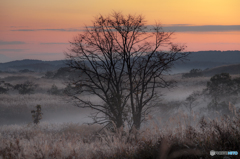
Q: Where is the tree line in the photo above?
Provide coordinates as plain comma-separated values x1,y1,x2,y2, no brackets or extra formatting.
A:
0,80,38,95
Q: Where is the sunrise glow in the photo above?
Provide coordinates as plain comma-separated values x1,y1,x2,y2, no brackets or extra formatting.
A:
1,0,240,62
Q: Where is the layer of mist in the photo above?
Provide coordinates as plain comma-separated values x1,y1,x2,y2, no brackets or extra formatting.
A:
1,71,239,129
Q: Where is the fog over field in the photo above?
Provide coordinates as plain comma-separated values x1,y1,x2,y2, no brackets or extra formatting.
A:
0,72,91,125
1,51,240,159
1,62,240,159
0,70,239,126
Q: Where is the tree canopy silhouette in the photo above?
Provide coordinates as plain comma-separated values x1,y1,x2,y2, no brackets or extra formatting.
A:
205,73,240,112
66,11,189,129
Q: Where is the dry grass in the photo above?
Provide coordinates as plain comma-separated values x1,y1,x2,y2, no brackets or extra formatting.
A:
1,107,239,159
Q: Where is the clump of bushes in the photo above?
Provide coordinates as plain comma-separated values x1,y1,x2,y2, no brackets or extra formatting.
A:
182,69,203,78
43,67,79,79
47,84,62,95
1,80,39,95
19,69,34,73
14,81,38,95
0,81,13,94
44,71,54,79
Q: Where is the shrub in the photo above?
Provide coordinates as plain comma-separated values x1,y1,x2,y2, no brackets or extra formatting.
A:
63,83,80,95
14,81,38,95
44,71,54,78
182,69,203,78
19,69,34,73
0,81,13,94
47,84,62,95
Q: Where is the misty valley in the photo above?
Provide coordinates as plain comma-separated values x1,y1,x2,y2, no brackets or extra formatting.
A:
0,54,240,158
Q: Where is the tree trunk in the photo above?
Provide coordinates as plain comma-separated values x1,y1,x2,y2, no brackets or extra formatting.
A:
116,114,123,128
133,113,141,130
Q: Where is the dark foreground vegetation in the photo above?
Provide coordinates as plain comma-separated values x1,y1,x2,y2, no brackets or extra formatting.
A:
0,108,239,159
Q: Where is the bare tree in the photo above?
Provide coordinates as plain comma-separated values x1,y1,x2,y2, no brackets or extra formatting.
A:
31,105,43,124
184,91,201,125
66,12,129,128
66,11,189,129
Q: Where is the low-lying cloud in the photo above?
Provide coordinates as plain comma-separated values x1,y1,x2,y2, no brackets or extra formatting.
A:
207,42,240,45
40,42,69,45
11,28,85,32
0,49,27,52
10,25,240,32
0,40,26,45
26,52,62,56
162,25,240,32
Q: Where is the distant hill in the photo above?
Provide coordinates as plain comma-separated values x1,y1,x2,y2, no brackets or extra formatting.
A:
0,51,239,73
202,63,240,76
0,59,66,72
171,50,240,74
186,50,240,63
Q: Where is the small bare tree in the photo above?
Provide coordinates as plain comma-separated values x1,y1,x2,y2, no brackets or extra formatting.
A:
66,11,189,129
31,105,43,124
185,91,201,125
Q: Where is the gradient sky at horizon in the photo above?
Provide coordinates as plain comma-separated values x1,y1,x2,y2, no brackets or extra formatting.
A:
0,0,240,62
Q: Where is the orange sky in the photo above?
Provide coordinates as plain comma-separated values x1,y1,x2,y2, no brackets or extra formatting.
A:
0,0,240,62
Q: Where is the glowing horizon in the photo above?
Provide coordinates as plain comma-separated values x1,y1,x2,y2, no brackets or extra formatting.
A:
1,0,240,62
